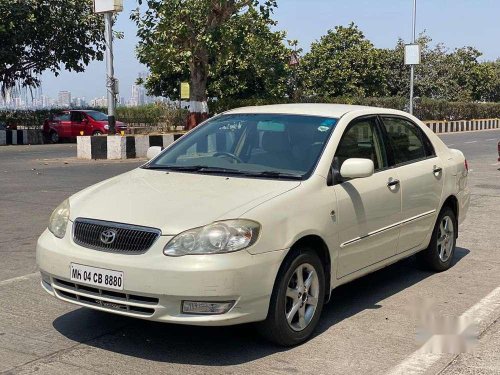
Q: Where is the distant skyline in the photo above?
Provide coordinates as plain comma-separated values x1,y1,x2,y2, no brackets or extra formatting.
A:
40,0,500,100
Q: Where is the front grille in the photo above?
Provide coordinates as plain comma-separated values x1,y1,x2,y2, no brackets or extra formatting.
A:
53,278,158,316
73,218,161,254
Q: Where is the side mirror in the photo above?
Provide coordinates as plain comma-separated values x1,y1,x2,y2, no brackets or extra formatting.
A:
146,146,162,160
82,118,89,124
340,158,374,179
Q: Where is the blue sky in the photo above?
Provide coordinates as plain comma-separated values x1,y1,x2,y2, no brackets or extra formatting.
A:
40,0,500,100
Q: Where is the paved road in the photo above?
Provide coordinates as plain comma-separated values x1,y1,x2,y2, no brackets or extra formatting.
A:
0,130,498,375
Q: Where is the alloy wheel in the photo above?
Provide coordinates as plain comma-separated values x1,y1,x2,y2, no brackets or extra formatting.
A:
437,215,454,262
285,263,320,332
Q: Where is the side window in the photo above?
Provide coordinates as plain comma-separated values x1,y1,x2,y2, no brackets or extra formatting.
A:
55,113,70,122
335,117,387,171
70,112,84,122
382,117,426,165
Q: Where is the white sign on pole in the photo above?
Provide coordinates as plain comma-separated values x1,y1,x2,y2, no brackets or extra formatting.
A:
405,44,421,65
94,0,123,13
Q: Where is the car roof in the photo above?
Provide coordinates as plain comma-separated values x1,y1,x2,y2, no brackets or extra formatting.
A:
224,103,405,118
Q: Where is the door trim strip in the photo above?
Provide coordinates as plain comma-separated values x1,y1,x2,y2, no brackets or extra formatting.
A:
340,209,436,248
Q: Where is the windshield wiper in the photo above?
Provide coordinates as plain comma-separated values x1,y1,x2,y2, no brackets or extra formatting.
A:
144,165,247,174
143,165,206,171
243,171,303,179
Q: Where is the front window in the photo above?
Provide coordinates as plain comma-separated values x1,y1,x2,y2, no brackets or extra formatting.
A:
85,111,108,121
147,114,338,179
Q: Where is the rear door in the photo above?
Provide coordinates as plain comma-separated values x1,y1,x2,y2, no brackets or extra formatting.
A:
334,116,402,278
55,112,71,138
380,116,444,254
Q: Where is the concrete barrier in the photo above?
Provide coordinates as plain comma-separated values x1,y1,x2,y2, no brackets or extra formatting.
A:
0,129,44,145
77,134,184,160
424,118,499,133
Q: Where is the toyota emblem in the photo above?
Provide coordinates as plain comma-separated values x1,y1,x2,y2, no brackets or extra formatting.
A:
100,229,117,245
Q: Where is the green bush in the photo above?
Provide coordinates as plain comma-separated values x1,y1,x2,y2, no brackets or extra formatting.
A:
0,104,188,131
209,97,500,121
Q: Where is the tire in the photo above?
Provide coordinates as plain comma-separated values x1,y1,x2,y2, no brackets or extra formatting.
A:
92,131,103,136
50,131,59,144
417,207,457,272
257,248,325,346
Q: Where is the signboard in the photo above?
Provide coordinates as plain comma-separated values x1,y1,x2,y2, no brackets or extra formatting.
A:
405,43,421,65
94,0,123,13
180,82,190,100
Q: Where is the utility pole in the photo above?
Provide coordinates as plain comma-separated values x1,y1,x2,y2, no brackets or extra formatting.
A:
104,12,116,135
94,1,123,135
409,0,417,115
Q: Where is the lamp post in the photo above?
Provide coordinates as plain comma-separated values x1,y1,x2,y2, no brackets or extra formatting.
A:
405,0,419,115
94,0,123,135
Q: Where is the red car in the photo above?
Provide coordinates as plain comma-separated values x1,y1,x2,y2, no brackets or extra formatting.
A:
43,110,127,143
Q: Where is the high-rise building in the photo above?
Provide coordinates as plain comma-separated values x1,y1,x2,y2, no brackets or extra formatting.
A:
58,91,72,107
130,84,145,107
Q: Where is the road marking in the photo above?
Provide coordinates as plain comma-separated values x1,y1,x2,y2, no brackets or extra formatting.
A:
0,272,39,287
464,141,477,144
387,286,500,375
485,138,496,141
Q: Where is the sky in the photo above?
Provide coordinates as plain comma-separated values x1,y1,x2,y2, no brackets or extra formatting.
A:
40,0,500,101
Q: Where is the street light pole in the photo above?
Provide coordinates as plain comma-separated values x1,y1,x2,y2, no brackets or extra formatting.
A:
104,12,116,135
409,0,417,115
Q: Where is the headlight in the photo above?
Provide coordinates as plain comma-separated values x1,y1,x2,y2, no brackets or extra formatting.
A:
48,199,70,239
104,125,109,130
164,220,260,256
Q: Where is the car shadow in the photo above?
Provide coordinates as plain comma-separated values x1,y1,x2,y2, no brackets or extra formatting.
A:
53,247,470,366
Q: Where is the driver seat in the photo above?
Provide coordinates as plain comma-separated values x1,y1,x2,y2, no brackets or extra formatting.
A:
248,131,295,170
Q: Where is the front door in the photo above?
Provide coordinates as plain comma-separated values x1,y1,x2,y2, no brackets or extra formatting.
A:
70,111,86,137
334,117,402,278
380,116,444,253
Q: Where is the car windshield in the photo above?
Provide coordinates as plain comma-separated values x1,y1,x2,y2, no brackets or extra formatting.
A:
85,111,108,121
148,114,338,179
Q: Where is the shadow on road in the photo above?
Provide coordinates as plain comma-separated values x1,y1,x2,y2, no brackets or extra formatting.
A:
53,247,470,366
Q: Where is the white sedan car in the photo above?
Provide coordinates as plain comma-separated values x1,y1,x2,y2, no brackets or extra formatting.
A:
37,104,470,346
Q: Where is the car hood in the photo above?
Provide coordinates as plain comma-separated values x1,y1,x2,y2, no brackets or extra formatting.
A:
69,168,301,235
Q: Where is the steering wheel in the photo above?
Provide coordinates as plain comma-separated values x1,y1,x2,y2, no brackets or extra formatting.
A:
213,152,243,164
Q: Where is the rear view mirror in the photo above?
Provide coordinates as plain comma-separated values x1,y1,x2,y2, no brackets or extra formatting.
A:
146,146,162,160
340,158,374,179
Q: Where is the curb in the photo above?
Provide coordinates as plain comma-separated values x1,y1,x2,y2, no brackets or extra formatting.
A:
77,134,184,160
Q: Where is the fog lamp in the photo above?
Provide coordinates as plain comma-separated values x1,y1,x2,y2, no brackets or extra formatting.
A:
182,300,235,315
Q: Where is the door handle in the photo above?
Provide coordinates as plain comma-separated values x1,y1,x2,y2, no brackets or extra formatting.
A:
387,179,400,187
433,167,443,174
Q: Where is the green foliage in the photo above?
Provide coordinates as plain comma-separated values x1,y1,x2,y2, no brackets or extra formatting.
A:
0,104,188,131
132,0,280,106
209,97,500,121
0,0,105,95
299,24,389,97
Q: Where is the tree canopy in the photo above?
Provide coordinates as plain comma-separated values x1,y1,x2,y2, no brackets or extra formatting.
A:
132,0,282,126
0,0,105,96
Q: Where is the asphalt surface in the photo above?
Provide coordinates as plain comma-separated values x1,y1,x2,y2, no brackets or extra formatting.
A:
0,130,498,375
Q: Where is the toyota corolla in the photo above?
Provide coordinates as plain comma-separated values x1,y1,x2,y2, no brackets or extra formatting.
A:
37,104,469,346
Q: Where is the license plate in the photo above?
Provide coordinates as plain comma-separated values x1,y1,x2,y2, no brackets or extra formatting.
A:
70,263,124,291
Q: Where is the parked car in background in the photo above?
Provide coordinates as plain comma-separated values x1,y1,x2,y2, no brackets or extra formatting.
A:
37,104,470,346
497,140,500,161
43,110,127,143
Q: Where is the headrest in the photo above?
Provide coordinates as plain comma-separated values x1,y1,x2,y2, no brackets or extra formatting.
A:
262,131,289,152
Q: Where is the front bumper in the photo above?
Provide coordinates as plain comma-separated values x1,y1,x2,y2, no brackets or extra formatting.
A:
36,223,286,326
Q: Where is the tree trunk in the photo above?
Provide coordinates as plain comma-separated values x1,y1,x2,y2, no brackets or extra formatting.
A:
187,52,209,130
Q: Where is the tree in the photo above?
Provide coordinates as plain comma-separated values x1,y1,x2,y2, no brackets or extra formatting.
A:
133,0,277,129
298,23,389,98
0,0,105,96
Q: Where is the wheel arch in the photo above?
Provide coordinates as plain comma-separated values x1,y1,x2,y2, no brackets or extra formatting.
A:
278,235,332,302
